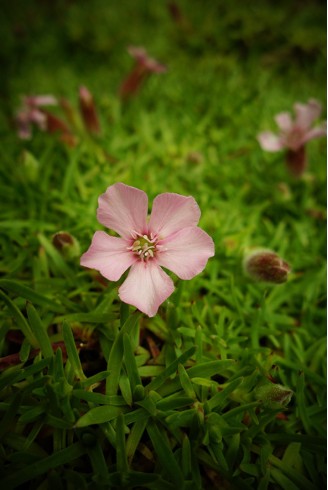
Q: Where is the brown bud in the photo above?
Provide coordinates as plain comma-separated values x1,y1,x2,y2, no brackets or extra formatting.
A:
52,232,80,259
79,86,101,134
286,145,307,177
42,110,71,134
244,250,291,284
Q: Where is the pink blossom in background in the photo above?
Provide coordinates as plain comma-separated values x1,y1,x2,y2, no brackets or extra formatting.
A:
257,99,326,152
257,99,326,176
15,95,57,139
81,183,214,317
119,46,167,99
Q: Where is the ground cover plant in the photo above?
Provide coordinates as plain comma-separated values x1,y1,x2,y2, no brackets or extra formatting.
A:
0,0,326,488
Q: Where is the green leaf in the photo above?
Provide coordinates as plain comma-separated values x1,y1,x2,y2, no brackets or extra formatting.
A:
0,392,23,437
270,468,299,490
222,402,259,419
75,406,123,428
136,394,157,416
1,443,85,488
0,279,64,312
147,420,184,487
206,377,243,411
124,407,149,425
72,390,126,406
56,312,115,323
181,434,192,479
156,395,194,411
146,346,196,392
62,321,86,380
296,372,312,434
123,332,141,392
108,471,161,487
19,338,31,362
126,417,149,461
0,357,50,392
178,364,196,399
138,366,164,377
0,289,38,347
187,359,235,378
26,302,53,358
116,413,128,473
85,437,110,483
79,370,111,388
119,373,133,406
195,325,203,363
106,313,141,396
37,234,74,278
166,409,196,428
19,405,45,424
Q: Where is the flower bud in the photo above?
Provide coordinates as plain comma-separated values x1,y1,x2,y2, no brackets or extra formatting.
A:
244,250,291,284
52,232,80,259
286,145,307,177
255,382,293,408
79,86,101,135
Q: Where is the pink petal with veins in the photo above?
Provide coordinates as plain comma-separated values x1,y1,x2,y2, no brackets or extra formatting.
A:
149,193,201,238
119,260,174,317
157,226,215,280
97,183,148,239
80,231,136,281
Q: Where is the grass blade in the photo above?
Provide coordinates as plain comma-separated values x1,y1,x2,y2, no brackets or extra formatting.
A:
147,420,184,487
62,320,86,380
26,302,53,358
0,290,37,347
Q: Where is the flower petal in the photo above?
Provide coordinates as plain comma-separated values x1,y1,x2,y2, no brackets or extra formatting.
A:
148,193,201,238
80,231,136,281
119,261,174,317
24,95,58,107
257,131,285,152
97,183,148,238
294,99,322,130
157,226,215,280
16,113,32,139
29,109,47,130
274,112,293,132
302,122,327,144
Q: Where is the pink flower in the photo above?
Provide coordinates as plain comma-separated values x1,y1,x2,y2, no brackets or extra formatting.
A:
257,99,326,176
15,95,57,139
119,46,167,99
81,183,214,317
257,99,326,152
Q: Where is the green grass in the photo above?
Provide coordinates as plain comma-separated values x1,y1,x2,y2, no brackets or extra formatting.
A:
0,0,326,488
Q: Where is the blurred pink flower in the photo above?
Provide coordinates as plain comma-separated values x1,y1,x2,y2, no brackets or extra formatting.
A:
257,99,326,176
258,99,326,152
81,183,214,317
119,46,167,99
15,95,57,139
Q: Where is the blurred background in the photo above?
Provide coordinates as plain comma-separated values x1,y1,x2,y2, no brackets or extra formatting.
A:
1,0,326,124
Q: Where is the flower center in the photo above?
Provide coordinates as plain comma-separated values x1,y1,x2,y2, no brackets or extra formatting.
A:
285,127,304,151
129,234,157,261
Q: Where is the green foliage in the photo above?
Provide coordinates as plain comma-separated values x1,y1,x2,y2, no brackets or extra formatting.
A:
0,0,326,488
